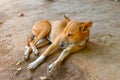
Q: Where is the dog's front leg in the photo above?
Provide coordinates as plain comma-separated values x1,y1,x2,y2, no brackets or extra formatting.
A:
31,29,50,55
47,45,82,74
28,43,59,70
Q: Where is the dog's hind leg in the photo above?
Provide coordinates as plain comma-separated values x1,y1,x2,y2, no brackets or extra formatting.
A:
30,26,50,56
24,34,49,60
24,33,35,60
36,38,50,48
24,46,32,60
30,31,50,56
24,38,49,60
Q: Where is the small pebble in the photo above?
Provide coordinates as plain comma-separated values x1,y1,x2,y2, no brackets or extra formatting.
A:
16,61,21,66
17,67,22,71
15,67,22,75
0,20,4,24
107,33,113,37
18,13,24,17
40,76,48,80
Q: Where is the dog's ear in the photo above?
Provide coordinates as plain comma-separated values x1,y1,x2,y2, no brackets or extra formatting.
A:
64,15,70,22
83,21,93,32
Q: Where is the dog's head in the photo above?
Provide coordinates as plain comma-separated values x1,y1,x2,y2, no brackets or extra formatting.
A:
60,19,92,48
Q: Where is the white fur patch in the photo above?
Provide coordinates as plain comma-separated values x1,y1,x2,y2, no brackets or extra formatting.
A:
34,55,45,63
24,46,31,60
79,40,86,46
28,55,46,70
25,46,31,54
72,40,86,46
25,46,30,49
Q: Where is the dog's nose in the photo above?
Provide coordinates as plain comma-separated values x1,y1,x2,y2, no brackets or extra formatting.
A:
59,42,64,47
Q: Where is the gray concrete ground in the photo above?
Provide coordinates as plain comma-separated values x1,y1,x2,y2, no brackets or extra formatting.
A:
0,0,120,80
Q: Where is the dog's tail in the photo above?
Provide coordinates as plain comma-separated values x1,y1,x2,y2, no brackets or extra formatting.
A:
27,33,35,46
64,15,70,22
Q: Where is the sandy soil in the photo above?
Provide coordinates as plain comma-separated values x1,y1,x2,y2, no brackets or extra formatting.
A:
0,0,120,80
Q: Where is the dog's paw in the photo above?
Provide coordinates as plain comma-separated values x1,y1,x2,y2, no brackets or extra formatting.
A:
24,50,30,60
33,49,39,56
24,46,31,60
47,62,57,75
28,62,37,70
24,53,29,60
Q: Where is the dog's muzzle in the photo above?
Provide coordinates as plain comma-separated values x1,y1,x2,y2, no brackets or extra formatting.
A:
59,41,69,48
59,41,64,48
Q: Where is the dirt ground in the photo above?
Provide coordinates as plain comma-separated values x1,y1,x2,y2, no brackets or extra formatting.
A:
0,0,120,80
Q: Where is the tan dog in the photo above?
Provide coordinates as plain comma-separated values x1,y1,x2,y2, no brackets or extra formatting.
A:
24,15,93,74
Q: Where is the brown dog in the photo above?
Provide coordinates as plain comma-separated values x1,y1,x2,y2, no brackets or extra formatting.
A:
24,15,93,74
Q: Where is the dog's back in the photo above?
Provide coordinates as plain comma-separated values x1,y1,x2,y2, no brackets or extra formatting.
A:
47,20,67,42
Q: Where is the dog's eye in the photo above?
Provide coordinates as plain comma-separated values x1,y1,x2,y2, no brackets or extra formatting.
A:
67,33,72,36
83,26,88,32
